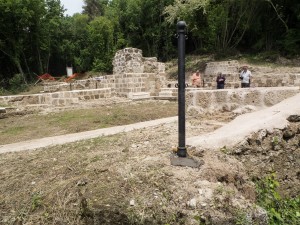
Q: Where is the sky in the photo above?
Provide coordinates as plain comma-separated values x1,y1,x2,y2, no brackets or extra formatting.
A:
60,0,84,16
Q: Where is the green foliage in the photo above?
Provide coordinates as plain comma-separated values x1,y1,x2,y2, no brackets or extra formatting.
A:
282,29,300,56
2,126,26,135
164,0,209,24
255,173,300,225
272,136,280,146
8,74,28,94
111,0,175,59
1,0,300,85
220,146,229,154
83,0,109,19
88,16,114,72
0,86,7,96
234,210,249,225
92,59,107,72
31,192,43,211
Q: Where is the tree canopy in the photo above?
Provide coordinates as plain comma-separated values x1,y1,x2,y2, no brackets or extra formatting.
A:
0,0,299,92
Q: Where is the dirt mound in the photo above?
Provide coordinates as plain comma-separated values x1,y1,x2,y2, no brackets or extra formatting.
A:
230,119,300,198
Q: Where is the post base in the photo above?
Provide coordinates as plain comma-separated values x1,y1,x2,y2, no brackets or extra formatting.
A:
170,153,204,168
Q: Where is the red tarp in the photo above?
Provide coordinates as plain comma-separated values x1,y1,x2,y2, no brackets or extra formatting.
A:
37,73,56,81
65,73,79,82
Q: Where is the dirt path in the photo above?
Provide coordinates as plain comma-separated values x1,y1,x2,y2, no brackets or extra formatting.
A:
2,94,299,154
188,93,300,149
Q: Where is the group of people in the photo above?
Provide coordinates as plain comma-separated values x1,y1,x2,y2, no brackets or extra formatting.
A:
191,66,252,89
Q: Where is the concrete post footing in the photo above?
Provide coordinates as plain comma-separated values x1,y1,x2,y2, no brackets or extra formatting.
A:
170,153,204,168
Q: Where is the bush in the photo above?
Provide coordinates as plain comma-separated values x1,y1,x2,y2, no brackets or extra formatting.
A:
8,74,28,94
255,173,300,225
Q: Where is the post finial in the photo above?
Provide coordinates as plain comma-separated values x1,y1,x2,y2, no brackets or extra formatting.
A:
177,21,186,33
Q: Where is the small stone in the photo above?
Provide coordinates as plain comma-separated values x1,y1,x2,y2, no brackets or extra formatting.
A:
122,147,129,152
0,108,6,114
130,199,135,206
283,129,295,140
287,115,300,122
188,198,197,209
76,179,88,186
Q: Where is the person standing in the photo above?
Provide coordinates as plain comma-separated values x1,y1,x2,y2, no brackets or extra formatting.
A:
216,72,226,89
240,66,252,88
191,70,202,87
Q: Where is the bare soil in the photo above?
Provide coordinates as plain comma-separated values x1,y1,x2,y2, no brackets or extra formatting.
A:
0,97,299,224
1,59,300,224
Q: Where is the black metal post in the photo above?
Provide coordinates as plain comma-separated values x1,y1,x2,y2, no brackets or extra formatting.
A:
177,21,187,157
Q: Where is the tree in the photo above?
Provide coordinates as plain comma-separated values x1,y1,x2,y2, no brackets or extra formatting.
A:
164,0,261,53
66,14,91,72
83,0,109,20
0,0,47,82
208,0,261,51
88,17,114,72
39,0,65,74
0,0,65,84
108,0,175,59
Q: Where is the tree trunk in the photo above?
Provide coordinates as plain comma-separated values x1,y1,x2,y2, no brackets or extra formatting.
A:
37,46,44,75
14,58,27,84
22,52,31,75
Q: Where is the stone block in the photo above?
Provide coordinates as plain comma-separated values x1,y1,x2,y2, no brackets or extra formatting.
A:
128,92,151,100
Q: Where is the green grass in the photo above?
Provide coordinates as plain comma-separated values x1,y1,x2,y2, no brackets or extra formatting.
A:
0,101,177,145
1,126,27,135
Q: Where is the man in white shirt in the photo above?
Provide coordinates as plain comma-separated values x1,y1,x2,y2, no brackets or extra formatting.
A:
240,66,252,88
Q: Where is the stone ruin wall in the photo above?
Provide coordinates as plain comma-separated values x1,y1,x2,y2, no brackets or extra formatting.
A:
0,88,111,107
111,48,167,97
186,87,300,115
203,60,300,89
2,51,300,109
0,48,167,107
113,48,144,74
112,48,165,75
43,48,167,97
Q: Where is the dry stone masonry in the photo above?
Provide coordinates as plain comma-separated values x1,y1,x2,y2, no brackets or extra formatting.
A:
186,87,299,115
1,49,300,110
45,47,167,99
203,60,300,89
0,88,111,107
112,48,165,74
0,48,167,107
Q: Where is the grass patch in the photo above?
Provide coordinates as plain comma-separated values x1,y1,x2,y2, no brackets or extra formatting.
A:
0,100,177,145
1,126,27,135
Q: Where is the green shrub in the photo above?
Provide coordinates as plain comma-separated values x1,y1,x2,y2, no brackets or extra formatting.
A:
255,173,300,225
8,74,28,94
0,86,7,96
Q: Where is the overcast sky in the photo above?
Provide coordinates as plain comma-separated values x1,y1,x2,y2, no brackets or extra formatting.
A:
60,0,84,16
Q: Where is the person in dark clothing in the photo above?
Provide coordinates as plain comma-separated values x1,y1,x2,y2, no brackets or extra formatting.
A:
216,72,226,89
